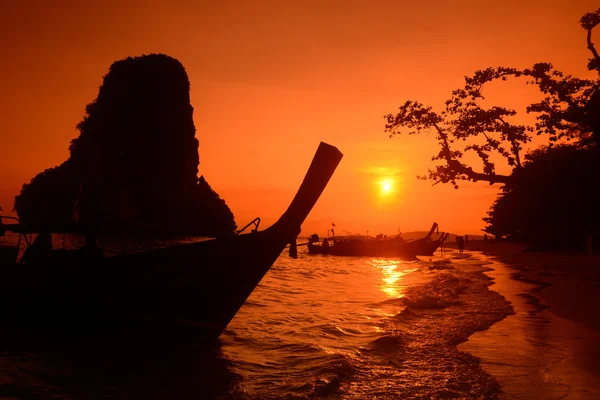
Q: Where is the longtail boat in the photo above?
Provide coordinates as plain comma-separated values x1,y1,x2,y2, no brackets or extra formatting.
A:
0,142,343,341
306,222,447,259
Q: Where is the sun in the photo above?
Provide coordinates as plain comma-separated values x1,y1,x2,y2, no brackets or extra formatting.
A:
379,179,394,196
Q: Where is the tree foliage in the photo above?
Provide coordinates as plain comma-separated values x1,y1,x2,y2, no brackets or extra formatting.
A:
14,161,79,232
385,8,600,189
581,8,600,72
482,145,600,248
384,8,600,248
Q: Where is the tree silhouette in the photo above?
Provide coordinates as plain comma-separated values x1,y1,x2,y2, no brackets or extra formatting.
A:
385,8,600,189
15,54,237,237
14,161,79,232
384,8,600,249
482,145,600,248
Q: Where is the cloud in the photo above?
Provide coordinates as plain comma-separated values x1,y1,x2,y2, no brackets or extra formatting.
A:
356,165,402,176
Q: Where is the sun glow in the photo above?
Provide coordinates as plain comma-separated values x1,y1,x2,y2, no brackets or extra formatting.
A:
371,259,407,298
379,178,395,196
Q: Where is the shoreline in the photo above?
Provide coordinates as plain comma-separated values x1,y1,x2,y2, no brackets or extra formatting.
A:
456,244,600,399
478,242,600,331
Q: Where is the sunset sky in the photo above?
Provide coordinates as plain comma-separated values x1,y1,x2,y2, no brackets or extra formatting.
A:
1,0,597,236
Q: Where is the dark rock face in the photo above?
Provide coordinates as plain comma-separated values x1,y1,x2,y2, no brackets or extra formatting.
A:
15,54,236,237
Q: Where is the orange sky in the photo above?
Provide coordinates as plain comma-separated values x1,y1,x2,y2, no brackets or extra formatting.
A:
0,0,597,236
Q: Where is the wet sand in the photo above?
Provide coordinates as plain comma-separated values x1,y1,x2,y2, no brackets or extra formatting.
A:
458,242,600,399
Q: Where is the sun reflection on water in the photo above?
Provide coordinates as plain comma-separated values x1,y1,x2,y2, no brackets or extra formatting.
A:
370,259,417,298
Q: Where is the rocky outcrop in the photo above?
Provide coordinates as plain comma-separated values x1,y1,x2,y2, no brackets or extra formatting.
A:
15,54,236,237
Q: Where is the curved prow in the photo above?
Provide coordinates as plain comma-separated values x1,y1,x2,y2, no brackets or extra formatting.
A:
275,142,343,235
425,222,439,241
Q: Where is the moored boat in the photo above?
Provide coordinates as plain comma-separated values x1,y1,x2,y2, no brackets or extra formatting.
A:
307,222,446,259
0,142,343,341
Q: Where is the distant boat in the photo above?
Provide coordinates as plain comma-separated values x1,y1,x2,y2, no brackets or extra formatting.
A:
0,142,343,341
306,222,447,259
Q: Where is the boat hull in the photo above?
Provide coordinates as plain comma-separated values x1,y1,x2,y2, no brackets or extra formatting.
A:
306,222,444,259
0,142,344,340
307,237,443,259
1,226,290,340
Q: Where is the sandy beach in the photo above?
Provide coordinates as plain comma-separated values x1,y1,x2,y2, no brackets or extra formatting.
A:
457,241,600,399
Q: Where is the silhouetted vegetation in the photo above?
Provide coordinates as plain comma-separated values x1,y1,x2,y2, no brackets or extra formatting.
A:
15,54,236,237
482,145,600,249
385,8,600,249
385,8,600,188
14,161,79,232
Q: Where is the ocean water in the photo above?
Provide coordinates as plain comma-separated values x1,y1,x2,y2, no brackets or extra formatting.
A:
459,257,600,400
0,236,517,399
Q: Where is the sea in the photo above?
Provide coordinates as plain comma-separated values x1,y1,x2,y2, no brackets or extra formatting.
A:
0,235,558,399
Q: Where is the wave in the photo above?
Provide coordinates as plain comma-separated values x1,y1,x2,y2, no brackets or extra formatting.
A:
228,352,354,399
369,333,408,351
369,297,405,307
336,261,513,399
400,273,470,309
237,254,512,399
314,323,359,338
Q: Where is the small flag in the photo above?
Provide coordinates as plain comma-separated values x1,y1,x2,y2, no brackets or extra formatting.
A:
332,222,336,227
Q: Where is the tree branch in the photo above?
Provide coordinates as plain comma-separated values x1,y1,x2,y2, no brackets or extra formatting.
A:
388,8,600,189
587,28,600,62
444,151,511,184
497,116,523,168
434,123,511,184
580,8,600,72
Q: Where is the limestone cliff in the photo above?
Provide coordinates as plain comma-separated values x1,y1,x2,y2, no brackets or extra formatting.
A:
15,54,236,237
